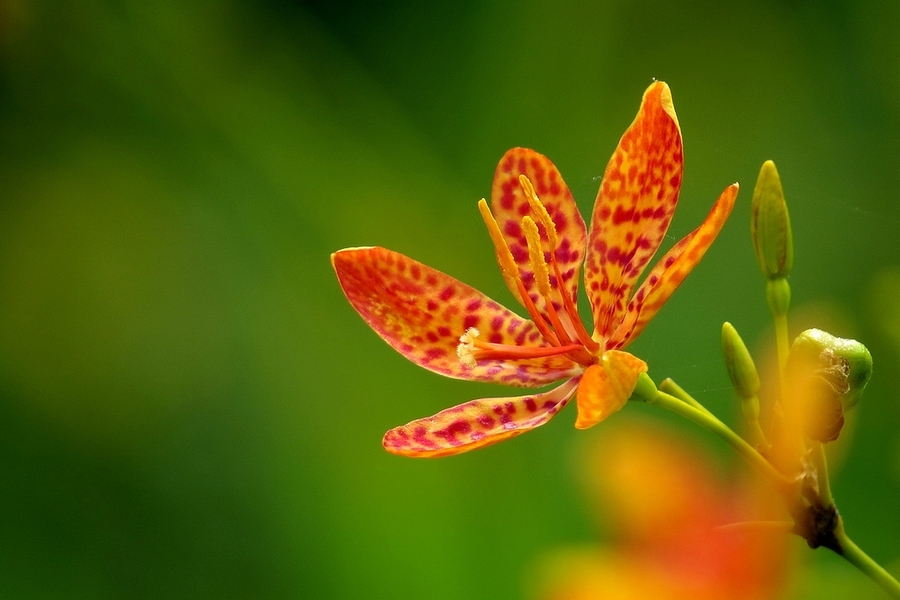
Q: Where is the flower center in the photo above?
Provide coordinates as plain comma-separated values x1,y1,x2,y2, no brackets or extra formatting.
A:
459,175,600,369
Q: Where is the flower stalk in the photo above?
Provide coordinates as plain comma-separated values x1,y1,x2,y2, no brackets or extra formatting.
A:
836,527,900,598
646,384,792,491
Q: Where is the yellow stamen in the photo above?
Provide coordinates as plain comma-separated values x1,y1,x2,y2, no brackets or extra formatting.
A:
519,177,600,353
477,199,560,346
477,199,523,304
523,217,577,347
518,174,558,249
522,216,551,297
518,177,580,348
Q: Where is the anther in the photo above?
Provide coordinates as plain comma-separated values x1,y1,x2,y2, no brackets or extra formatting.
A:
477,199,524,304
517,177,601,354
518,174,558,249
457,327,480,368
522,216,551,297
477,198,560,347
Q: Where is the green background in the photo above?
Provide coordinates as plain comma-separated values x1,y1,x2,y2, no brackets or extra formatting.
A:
1,0,899,598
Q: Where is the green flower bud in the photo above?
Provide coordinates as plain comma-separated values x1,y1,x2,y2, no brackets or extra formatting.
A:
786,329,873,442
721,322,761,400
751,160,794,280
790,329,873,407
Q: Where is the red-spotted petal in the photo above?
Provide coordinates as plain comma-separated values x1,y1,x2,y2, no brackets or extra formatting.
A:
332,247,580,386
382,377,580,457
574,351,647,429
610,183,738,350
490,148,587,318
584,82,684,339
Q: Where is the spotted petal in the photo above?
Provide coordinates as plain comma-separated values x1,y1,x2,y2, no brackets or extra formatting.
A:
490,148,587,318
574,350,647,429
610,183,738,350
382,377,580,457
584,82,684,339
332,247,580,386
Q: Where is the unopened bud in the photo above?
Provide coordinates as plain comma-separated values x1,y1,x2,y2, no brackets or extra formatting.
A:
721,322,761,400
751,160,793,280
786,329,873,442
722,322,769,448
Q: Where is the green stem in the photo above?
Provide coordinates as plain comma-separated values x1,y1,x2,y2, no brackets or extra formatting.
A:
747,415,771,452
811,442,834,507
649,390,791,489
767,279,791,416
659,378,714,415
835,527,900,598
773,312,790,373
769,283,810,483
766,278,792,374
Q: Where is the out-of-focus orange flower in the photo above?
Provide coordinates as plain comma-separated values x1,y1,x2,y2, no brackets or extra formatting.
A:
534,420,793,600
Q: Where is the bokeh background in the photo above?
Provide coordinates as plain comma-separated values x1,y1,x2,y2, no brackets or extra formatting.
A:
1,0,899,598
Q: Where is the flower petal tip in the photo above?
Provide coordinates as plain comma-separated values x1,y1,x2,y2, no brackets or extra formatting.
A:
331,246,375,268
659,82,678,125
382,425,461,458
645,80,679,131
382,427,429,458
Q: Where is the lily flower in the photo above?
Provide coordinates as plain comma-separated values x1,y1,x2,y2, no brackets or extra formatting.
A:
332,81,737,457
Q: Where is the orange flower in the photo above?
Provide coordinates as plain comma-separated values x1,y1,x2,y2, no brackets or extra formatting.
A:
332,82,737,457
535,421,792,600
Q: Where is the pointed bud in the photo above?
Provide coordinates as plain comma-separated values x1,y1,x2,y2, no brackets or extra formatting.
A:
786,329,873,442
721,322,761,401
751,160,793,280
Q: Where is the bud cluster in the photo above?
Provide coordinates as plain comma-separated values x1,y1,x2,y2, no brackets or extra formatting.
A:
723,161,872,454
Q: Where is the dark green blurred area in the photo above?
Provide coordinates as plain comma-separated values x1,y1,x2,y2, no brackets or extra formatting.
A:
1,0,899,598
